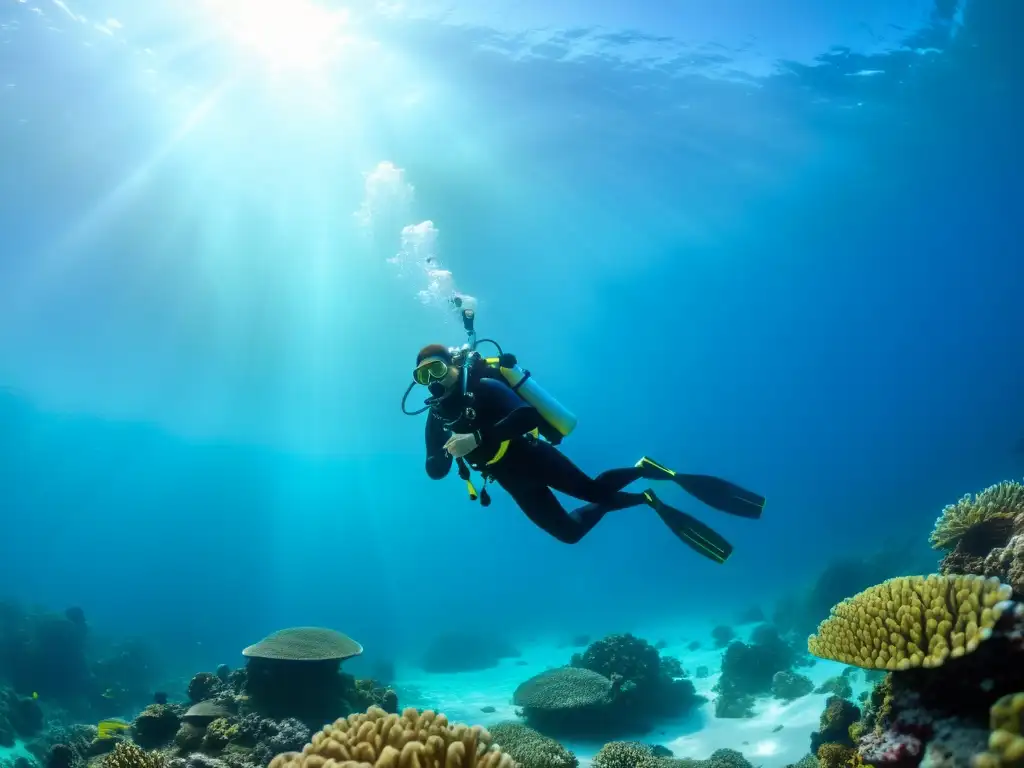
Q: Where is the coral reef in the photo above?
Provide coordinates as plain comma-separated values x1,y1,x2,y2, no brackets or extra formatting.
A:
488,722,578,768
807,574,1013,670
513,667,617,738
935,483,1024,600
266,706,514,768
569,634,703,726
420,631,521,674
711,627,735,649
816,678,854,699
0,687,44,743
773,548,922,636
714,624,796,718
972,693,1024,767
102,742,165,768
810,697,861,753
240,627,388,727
592,742,754,768
771,672,814,701
930,482,1024,552
132,704,183,749
593,742,660,768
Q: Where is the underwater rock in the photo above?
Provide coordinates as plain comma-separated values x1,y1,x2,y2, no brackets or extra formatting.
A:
215,666,231,684
772,671,814,701
711,626,735,648
420,630,520,674
687,641,701,652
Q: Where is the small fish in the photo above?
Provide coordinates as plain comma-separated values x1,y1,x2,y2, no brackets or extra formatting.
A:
97,719,131,740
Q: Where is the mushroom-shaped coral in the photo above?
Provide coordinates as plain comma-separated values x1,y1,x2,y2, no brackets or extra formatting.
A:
488,722,578,768
512,667,617,738
807,574,1013,670
931,481,1024,552
267,706,514,768
242,627,363,725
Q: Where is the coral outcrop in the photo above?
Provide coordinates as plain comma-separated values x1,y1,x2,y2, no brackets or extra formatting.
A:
807,574,1013,670
488,722,578,768
714,624,796,718
569,634,703,726
266,706,514,768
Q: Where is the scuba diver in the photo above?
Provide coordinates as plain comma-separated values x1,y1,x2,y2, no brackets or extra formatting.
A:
400,302,765,563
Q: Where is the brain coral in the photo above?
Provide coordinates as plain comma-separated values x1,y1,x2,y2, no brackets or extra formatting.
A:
243,627,363,661
807,574,1013,670
268,706,514,768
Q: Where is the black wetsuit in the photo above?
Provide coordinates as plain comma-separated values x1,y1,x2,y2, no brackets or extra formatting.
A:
425,375,660,544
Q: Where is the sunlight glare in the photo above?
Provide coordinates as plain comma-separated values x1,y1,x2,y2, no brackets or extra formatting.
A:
201,0,351,71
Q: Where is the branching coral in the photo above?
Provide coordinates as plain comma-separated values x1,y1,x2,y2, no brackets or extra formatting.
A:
267,706,514,768
931,481,1024,552
807,574,1013,670
103,742,166,768
488,722,577,768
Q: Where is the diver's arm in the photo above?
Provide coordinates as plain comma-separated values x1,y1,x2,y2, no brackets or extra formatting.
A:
425,414,453,479
474,379,545,444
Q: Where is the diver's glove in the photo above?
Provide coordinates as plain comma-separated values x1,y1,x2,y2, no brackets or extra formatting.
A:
444,432,480,459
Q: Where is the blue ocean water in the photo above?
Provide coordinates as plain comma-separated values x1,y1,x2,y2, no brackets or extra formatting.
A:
0,0,1022,762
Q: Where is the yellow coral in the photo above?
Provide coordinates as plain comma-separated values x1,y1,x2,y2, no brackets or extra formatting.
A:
817,744,860,768
103,742,166,768
972,693,1024,768
267,706,516,768
807,574,1013,670
930,480,1024,551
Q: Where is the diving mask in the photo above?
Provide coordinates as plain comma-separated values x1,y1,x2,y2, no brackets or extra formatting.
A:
414,358,449,386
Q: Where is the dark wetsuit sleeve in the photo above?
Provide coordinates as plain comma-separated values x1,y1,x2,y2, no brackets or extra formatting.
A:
474,379,545,444
425,414,453,479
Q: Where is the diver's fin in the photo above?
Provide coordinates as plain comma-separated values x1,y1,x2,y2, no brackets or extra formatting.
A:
673,473,765,519
635,458,764,520
642,489,733,564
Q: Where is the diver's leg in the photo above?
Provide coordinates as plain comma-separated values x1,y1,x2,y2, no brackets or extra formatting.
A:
498,477,604,545
528,441,649,510
635,457,765,519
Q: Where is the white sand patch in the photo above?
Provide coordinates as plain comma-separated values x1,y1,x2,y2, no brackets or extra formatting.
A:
394,625,872,768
